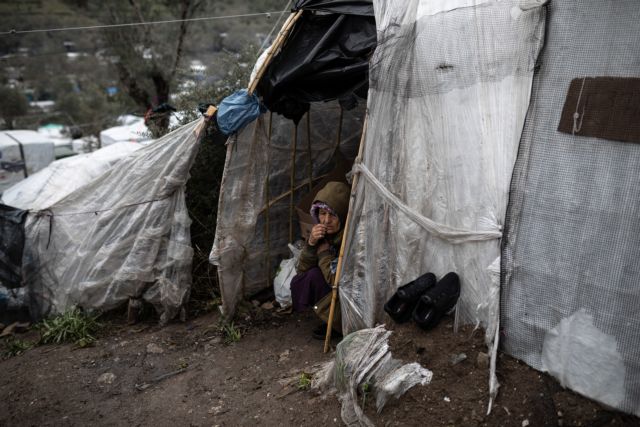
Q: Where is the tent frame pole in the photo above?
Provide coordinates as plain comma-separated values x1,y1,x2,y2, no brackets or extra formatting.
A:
324,116,368,353
306,111,313,192
265,112,273,287
289,123,298,243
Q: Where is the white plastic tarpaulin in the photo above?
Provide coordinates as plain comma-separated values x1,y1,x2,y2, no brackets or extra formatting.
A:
2,142,141,211
338,0,545,337
501,0,640,416
22,120,201,322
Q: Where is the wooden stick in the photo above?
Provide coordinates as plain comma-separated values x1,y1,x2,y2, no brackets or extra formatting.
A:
265,111,273,288
306,110,313,192
258,173,330,215
289,123,298,243
324,116,368,353
334,106,344,156
247,10,304,95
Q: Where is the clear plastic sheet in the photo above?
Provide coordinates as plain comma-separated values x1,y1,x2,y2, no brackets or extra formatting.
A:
22,120,201,322
211,102,364,318
313,325,432,426
501,0,640,416
2,142,141,211
339,0,546,343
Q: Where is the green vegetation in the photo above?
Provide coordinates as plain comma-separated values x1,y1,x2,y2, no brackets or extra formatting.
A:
298,372,312,390
38,306,102,347
2,337,34,358
220,321,241,344
361,381,372,408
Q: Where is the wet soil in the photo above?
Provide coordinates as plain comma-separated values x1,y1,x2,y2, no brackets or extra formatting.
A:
1,308,637,427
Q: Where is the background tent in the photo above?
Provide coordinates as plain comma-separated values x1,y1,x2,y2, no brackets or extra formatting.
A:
501,0,640,415
0,130,55,194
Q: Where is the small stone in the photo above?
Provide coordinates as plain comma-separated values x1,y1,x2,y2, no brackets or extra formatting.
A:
278,350,291,363
97,372,116,384
146,343,164,354
444,396,451,402
522,420,530,427
451,353,467,365
476,352,490,369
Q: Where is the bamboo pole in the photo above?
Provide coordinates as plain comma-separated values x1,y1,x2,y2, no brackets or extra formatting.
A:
306,111,313,192
248,10,304,95
289,123,298,243
324,116,368,353
334,106,344,156
265,112,273,288
258,173,331,215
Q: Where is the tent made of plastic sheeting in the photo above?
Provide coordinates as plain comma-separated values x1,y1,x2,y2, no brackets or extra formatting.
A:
22,120,202,323
501,0,640,416
0,130,55,194
2,142,142,211
211,102,364,314
99,115,152,147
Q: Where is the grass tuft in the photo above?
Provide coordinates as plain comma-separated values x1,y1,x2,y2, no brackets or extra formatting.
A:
39,306,102,347
298,372,312,390
219,321,241,344
2,338,33,358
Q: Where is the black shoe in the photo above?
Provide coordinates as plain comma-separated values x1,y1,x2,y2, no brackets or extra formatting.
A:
412,272,460,330
312,323,342,340
384,272,437,323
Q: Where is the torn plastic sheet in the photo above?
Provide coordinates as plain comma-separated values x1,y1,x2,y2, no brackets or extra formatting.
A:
313,325,432,426
22,120,201,322
258,11,376,122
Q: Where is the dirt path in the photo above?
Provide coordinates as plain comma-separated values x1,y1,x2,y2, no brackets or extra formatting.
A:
1,309,637,426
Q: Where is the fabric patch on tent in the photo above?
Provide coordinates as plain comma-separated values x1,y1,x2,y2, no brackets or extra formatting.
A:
558,77,640,144
541,309,626,409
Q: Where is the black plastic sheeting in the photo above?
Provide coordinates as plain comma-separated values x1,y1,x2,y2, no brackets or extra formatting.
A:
0,203,27,289
294,0,374,16
258,10,376,122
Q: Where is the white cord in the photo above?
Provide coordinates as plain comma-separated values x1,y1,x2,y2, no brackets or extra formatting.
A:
1,11,283,36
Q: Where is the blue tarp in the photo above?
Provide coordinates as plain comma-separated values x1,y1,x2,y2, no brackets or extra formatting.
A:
217,90,266,135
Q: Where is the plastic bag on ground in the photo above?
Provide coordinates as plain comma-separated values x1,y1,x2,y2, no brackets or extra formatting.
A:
313,325,432,426
273,243,302,308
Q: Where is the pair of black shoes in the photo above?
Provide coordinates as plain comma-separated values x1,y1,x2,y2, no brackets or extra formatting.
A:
383,272,460,330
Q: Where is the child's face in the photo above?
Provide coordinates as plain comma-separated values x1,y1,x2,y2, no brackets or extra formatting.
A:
318,208,341,234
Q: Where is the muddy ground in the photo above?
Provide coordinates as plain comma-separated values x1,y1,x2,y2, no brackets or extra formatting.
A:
1,306,638,427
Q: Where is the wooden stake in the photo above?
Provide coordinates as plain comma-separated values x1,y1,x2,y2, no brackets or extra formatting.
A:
289,123,298,243
324,116,368,353
306,111,313,192
247,11,304,95
334,106,344,156
265,112,273,288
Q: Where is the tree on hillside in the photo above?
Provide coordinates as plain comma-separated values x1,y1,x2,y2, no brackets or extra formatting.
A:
96,0,203,136
0,86,29,130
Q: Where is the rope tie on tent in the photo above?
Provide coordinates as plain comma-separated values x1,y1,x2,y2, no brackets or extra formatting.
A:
572,77,587,134
352,163,502,244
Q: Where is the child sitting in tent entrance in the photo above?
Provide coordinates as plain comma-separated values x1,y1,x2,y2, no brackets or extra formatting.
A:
290,181,350,336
